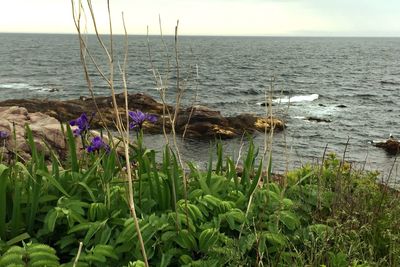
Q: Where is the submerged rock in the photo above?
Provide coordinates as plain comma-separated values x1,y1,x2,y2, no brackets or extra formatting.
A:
306,117,332,123
336,104,347,108
373,139,400,155
0,93,284,139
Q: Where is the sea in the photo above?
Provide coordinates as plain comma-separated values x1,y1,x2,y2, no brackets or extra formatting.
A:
1,33,400,181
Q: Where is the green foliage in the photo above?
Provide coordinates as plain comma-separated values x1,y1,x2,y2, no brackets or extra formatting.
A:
0,243,59,267
0,127,399,266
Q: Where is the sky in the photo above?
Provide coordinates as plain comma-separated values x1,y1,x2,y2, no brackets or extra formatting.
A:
1,0,400,36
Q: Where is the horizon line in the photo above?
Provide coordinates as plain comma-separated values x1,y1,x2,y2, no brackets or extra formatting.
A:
1,31,400,38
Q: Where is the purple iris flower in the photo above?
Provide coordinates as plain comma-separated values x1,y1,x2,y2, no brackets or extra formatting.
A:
69,113,89,136
86,136,110,153
128,110,157,130
0,130,9,140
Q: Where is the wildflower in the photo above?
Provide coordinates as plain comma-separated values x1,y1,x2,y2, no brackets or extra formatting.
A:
86,136,110,153
69,113,89,136
0,130,9,140
128,110,157,130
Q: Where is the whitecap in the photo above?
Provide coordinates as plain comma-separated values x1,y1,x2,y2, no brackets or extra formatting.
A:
0,82,55,93
0,82,31,90
272,93,319,104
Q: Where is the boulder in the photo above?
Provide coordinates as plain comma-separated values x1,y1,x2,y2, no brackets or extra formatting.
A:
0,106,67,161
0,93,285,139
0,106,124,162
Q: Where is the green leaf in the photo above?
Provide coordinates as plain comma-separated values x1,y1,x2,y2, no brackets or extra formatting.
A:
77,182,97,203
279,210,300,231
0,164,9,240
161,231,176,242
45,209,59,232
247,160,263,198
263,232,287,247
36,169,70,197
199,228,219,252
66,124,79,172
215,142,223,175
84,253,106,263
6,233,31,246
175,229,197,250
198,176,211,195
83,221,104,245
186,203,204,222
308,224,333,237
0,251,24,266
206,144,213,186
93,245,118,260
68,222,93,234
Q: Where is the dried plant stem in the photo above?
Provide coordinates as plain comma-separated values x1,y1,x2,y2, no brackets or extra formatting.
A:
240,79,276,240
72,241,83,267
71,1,148,265
170,20,190,229
71,0,112,138
146,27,170,145
317,144,328,210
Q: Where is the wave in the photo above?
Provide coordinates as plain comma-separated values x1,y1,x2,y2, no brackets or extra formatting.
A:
256,93,319,106
0,82,59,93
380,80,400,85
272,93,319,104
0,82,31,90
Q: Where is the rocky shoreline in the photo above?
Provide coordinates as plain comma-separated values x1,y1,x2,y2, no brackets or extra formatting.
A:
0,93,285,160
0,93,284,139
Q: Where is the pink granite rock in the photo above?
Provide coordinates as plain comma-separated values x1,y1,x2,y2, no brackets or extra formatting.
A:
0,106,66,161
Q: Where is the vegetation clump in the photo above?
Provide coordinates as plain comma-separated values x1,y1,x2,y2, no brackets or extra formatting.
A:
0,122,399,266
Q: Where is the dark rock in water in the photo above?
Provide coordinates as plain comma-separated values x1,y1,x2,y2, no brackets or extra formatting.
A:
373,139,400,155
306,117,332,123
318,103,326,107
336,104,347,108
0,93,284,139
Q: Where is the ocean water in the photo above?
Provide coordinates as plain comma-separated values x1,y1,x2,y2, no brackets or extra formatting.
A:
1,33,400,179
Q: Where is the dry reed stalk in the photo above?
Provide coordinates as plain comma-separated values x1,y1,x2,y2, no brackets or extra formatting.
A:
71,0,112,138
170,21,190,229
72,241,83,267
317,144,329,210
146,19,191,229
146,26,171,145
182,63,199,139
239,78,276,240
70,1,149,265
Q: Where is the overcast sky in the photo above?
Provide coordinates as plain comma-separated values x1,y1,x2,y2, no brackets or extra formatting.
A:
1,0,400,36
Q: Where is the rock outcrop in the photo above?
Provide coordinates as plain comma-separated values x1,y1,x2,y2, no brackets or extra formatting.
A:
0,93,284,139
0,106,67,161
0,106,123,161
